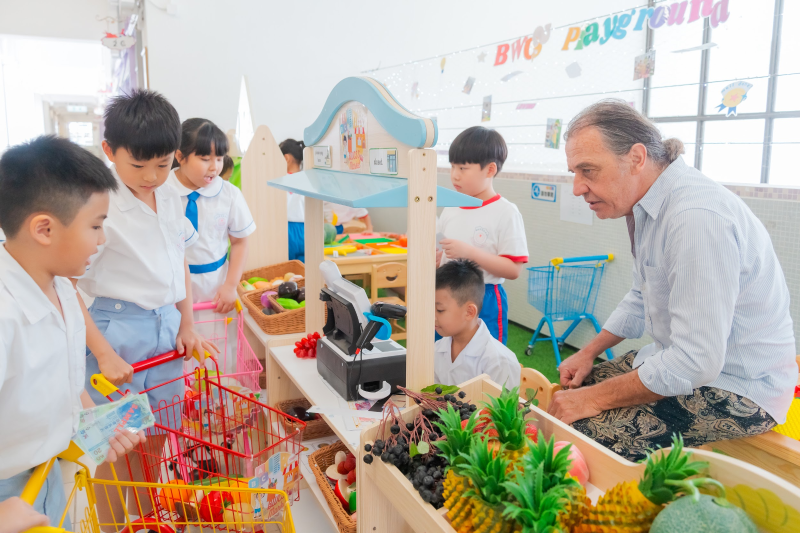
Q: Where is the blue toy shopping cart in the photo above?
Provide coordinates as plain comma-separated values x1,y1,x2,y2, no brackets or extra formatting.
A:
525,254,614,366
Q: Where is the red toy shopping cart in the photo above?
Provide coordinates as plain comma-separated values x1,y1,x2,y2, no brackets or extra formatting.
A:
89,350,306,528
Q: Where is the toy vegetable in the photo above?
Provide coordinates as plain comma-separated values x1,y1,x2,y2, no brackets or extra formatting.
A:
198,490,233,522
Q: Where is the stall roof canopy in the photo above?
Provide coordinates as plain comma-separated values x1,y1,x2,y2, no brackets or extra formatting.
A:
267,168,482,208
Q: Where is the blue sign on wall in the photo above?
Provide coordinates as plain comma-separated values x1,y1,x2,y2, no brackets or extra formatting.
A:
531,183,557,202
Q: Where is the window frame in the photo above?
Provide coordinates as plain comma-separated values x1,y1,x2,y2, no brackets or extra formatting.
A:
645,0,799,184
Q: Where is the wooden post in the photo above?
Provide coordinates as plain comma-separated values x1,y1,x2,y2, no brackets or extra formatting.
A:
304,147,326,335
405,148,437,393
240,125,288,270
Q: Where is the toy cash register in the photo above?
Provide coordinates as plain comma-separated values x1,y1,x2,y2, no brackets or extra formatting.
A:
316,261,407,401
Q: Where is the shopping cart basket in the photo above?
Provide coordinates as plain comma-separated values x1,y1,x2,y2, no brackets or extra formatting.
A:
88,351,306,526
20,442,296,533
185,300,263,393
525,254,614,366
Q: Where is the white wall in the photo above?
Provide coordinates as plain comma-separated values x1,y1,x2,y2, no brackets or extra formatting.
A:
144,0,641,144
0,0,112,41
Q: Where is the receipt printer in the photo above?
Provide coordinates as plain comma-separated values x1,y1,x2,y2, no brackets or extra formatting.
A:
315,261,407,401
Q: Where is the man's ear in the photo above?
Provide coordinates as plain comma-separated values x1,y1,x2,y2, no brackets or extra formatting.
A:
484,162,498,178
628,143,648,175
28,214,57,246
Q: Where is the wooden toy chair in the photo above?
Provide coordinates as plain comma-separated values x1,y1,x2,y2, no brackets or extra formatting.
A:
519,364,561,411
370,262,407,341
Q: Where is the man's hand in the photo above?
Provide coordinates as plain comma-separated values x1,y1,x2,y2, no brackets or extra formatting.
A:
439,239,476,261
548,387,603,425
213,282,238,314
176,325,220,363
435,249,443,267
559,351,595,389
105,430,146,463
97,351,134,386
0,498,49,532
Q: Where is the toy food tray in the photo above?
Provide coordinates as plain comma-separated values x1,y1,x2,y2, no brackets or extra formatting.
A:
358,375,800,533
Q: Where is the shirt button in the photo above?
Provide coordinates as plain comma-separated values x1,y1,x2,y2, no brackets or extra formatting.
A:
115,303,122,310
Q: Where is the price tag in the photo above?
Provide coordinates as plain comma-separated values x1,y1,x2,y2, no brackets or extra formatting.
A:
101,35,136,50
531,183,556,202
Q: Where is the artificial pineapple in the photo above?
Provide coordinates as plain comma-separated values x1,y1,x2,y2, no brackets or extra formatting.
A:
503,462,571,533
434,404,480,532
460,437,516,533
575,434,709,533
483,386,530,465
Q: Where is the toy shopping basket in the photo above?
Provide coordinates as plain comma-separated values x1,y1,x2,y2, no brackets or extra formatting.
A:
185,300,263,393
20,442,296,533
89,351,306,524
525,254,614,366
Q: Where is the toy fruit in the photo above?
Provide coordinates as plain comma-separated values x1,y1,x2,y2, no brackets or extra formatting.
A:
158,480,191,512
650,480,757,533
484,386,529,463
285,406,317,422
324,222,337,245
524,422,539,443
348,489,357,513
296,287,306,302
278,281,299,299
260,290,277,308
248,277,269,284
293,333,320,359
283,272,296,281
576,435,708,533
277,297,302,310
346,468,356,485
326,464,348,482
223,502,255,528
335,480,356,512
433,405,479,531
240,280,256,292
553,441,589,486
253,281,271,290
197,490,233,522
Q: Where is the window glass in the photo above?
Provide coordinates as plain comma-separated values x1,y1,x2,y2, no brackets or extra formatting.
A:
648,18,703,117
768,118,800,186
68,122,93,146
656,122,697,168
702,119,764,183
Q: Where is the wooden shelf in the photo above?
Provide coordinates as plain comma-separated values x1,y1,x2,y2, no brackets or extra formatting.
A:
299,456,337,531
268,345,365,454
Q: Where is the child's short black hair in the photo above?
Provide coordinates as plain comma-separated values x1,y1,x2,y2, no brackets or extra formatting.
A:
104,89,181,160
221,155,234,177
279,138,305,164
436,259,485,313
449,126,508,174
172,118,229,169
0,136,118,238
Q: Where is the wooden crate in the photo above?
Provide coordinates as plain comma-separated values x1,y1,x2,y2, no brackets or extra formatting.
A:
356,375,800,533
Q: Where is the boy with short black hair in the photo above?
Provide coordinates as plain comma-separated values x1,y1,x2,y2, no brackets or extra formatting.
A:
438,126,528,345
434,259,520,389
0,136,142,527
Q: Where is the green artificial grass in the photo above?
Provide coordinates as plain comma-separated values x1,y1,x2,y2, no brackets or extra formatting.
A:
507,321,576,384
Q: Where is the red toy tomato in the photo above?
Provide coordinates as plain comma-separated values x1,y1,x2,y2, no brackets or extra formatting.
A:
553,441,589,486
198,490,233,522
524,422,538,443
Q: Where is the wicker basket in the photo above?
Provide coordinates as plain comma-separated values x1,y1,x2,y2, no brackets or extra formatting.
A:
267,293,307,314
242,288,307,335
308,441,357,533
238,260,305,297
276,398,334,440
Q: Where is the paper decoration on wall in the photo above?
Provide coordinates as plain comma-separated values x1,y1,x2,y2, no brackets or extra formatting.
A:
494,24,551,66
561,2,731,51
411,81,420,99
673,42,717,53
545,119,562,149
716,81,753,117
313,146,331,168
463,77,476,94
340,104,368,170
633,50,656,80
565,62,582,78
516,103,536,110
440,58,446,73
501,71,523,82
477,51,487,62
481,96,492,122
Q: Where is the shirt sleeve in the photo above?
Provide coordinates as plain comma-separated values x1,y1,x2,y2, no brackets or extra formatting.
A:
228,186,256,238
481,352,514,390
637,209,740,397
184,217,199,248
603,263,646,339
497,207,529,263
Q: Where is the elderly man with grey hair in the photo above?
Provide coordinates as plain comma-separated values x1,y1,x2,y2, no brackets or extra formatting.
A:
548,99,797,462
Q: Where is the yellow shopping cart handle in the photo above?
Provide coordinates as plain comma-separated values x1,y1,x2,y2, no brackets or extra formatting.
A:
90,348,211,396
20,443,84,505
25,528,66,533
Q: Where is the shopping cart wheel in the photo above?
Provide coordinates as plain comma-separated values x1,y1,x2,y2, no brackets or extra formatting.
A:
525,346,532,356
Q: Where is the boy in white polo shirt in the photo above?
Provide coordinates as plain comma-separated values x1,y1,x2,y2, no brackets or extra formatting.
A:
0,136,142,527
434,259,520,389
437,126,528,345
168,118,255,310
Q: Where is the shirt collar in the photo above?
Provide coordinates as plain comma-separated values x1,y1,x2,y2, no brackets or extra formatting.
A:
636,157,687,220
0,245,75,325
460,194,502,210
109,165,138,212
168,170,224,198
